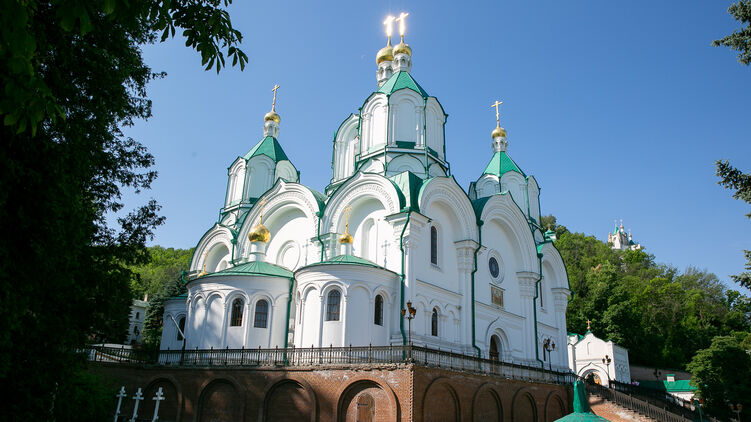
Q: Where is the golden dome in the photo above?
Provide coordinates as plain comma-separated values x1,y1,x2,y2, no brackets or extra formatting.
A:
376,42,394,65
249,223,271,243
339,232,354,244
393,41,412,57
264,110,280,124
491,125,507,139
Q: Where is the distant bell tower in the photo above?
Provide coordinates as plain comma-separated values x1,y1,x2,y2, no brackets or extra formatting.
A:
607,219,641,251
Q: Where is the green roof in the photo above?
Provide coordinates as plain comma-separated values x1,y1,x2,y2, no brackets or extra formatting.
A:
389,171,425,211
304,254,387,270
244,136,290,162
638,379,696,393
168,292,188,300
482,151,525,177
555,381,610,421
202,260,293,279
377,71,429,98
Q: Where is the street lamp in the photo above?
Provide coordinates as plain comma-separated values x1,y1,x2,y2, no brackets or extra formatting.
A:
542,338,556,372
729,403,743,422
602,354,612,384
401,301,417,345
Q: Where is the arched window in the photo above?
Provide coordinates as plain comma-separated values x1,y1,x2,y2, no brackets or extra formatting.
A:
177,316,186,341
490,335,501,361
254,299,269,328
374,295,383,326
431,308,439,336
133,325,139,335
430,226,438,265
326,290,341,321
135,312,140,320
230,298,244,326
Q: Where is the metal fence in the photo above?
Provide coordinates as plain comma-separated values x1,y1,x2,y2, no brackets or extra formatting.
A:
84,344,576,386
610,380,697,419
587,381,695,422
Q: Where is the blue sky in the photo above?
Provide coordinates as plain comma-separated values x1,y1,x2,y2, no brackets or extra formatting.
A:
123,0,751,290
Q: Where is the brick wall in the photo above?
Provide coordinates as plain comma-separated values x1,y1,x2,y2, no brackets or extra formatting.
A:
94,362,572,421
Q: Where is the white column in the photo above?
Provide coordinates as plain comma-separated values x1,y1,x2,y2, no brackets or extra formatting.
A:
552,287,571,370
517,271,539,364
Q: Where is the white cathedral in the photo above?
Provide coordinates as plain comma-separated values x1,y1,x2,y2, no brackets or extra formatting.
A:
161,15,571,370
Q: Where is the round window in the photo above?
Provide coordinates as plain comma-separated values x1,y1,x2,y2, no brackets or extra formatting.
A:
489,257,500,278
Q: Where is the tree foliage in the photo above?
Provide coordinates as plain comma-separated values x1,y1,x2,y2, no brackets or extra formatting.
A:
0,0,245,419
687,335,751,420
716,160,751,289
548,219,751,369
714,0,751,66
129,246,193,348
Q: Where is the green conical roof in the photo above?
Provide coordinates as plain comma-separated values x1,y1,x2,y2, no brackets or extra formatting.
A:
202,260,293,279
244,136,290,162
377,71,429,98
482,151,525,177
555,381,610,421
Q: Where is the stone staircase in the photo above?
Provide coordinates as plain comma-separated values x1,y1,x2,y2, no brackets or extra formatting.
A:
588,393,657,422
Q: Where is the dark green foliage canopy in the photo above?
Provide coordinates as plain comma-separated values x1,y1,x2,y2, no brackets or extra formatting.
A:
0,0,245,420
549,220,751,369
687,335,751,420
714,1,751,65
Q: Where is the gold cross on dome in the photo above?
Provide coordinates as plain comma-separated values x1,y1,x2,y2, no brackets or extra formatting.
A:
271,84,280,112
491,100,503,126
258,197,267,224
383,15,395,41
396,12,409,40
343,204,352,233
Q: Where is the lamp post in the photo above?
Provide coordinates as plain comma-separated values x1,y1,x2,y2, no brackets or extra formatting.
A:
602,354,612,385
542,338,556,372
729,403,743,422
401,301,416,359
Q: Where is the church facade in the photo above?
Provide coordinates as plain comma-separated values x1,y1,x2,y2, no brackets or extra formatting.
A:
161,15,571,371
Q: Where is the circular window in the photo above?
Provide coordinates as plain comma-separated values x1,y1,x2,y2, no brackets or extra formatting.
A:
488,252,504,283
489,257,500,278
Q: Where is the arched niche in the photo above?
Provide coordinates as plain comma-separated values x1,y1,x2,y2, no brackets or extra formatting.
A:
262,379,316,422
389,89,423,145
226,158,246,207
478,194,538,274
511,390,537,422
323,173,402,237
361,94,388,152
418,177,478,244
191,226,234,272
332,114,360,182
422,377,460,422
472,383,503,422
197,379,243,422
388,154,424,175
425,97,446,156
141,377,181,422
246,155,275,199
544,391,567,422
336,379,398,422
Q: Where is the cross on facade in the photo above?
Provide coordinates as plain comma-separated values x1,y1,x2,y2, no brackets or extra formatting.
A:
491,100,503,126
381,240,390,266
258,197,268,224
130,387,144,422
343,205,352,234
151,387,166,422
271,85,280,112
114,386,127,422
396,12,409,40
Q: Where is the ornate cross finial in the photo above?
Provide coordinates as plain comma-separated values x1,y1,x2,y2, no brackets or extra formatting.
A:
383,15,395,43
343,204,352,234
491,100,503,126
258,197,268,224
271,84,280,112
396,12,409,41
586,319,592,331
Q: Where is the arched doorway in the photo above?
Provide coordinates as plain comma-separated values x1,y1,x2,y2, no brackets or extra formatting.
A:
585,372,602,385
489,335,501,361
356,393,374,422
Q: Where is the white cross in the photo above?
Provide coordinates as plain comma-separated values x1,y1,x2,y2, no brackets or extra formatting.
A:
151,387,165,422
381,240,390,266
130,388,144,422
114,386,126,422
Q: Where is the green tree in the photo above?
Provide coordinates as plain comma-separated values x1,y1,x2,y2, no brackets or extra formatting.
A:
714,0,751,65
0,1,246,419
716,160,751,289
687,335,751,420
141,271,189,349
130,246,193,301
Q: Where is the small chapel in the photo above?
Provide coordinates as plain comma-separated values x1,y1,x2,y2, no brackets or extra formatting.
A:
160,13,571,371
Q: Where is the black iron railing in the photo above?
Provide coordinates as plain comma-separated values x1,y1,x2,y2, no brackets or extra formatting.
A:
586,381,694,422
83,344,576,386
610,379,697,418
